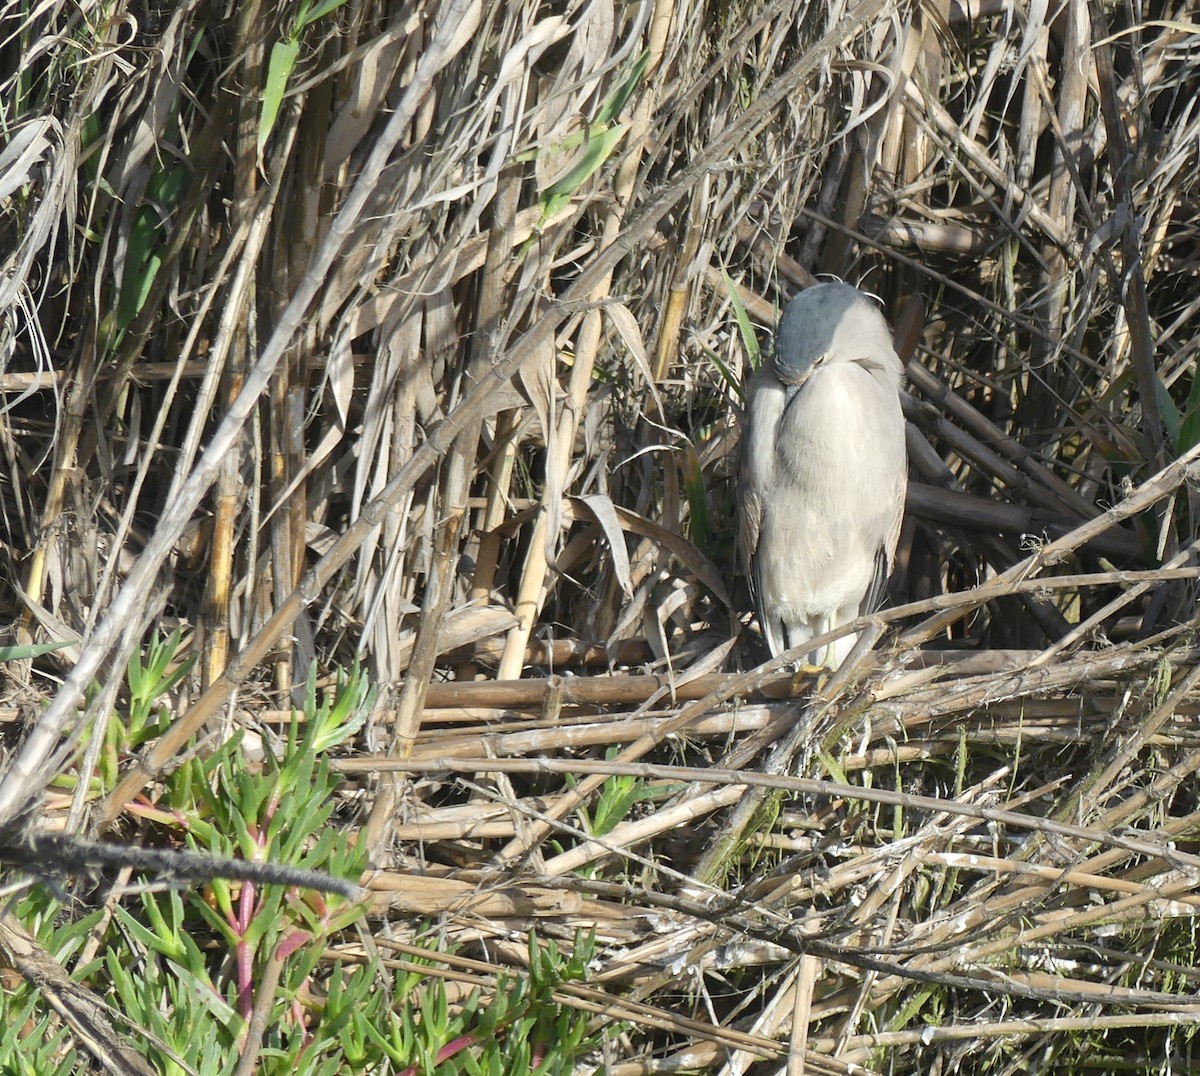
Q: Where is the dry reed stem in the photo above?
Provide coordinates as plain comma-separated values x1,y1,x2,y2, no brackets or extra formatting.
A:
5,1,1200,1069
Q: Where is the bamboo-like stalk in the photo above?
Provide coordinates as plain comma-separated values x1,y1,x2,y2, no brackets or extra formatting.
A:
495,0,676,680
202,0,265,690
8,2,1200,1069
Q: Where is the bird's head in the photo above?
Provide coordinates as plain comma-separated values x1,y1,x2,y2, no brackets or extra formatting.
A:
772,282,900,387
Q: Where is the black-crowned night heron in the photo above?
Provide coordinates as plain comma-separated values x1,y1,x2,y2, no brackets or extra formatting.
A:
738,282,907,668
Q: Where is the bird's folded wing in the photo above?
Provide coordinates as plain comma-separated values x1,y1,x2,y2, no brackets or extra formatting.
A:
860,545,890,616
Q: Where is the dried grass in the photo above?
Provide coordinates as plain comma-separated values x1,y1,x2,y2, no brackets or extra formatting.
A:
3,0,1200,1070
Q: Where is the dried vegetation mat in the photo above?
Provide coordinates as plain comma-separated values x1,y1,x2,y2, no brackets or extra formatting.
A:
2,0,1200,1072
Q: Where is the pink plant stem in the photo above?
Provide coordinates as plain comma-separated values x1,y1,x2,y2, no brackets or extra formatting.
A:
397,1033,479,1076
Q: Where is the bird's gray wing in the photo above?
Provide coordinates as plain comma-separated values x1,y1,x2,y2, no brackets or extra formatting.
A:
737,369,783,651
737,459,787,656
859,546,890,615
859,463,907,616
736,454,765,607
753,536,786,657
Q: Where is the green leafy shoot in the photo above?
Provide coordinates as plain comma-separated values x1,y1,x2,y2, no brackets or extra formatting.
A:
520,49,651,254
722,266,762,381
259,0,352,153
0,639,75,661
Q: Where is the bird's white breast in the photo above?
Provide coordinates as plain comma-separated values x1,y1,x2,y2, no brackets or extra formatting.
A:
756,361,905,618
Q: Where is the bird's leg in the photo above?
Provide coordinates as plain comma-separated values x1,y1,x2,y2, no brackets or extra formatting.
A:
826,629,858,670
786,621,828,688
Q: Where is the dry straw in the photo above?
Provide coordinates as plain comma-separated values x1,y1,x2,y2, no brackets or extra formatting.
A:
3,0,1200,1071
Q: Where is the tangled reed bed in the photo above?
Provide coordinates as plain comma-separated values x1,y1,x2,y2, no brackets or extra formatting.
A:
3,0,1200,1070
